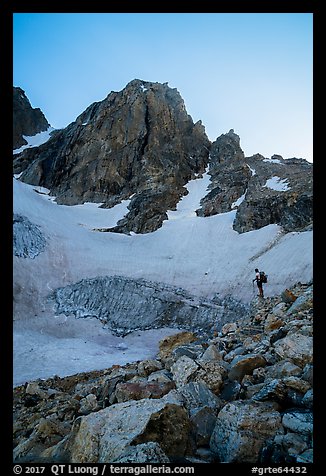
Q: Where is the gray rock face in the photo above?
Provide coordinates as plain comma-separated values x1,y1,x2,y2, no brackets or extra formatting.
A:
13,87,50,149
112,442,170,463
13,214,46,258
51,275,246,336
233,154,313,233
15,80,210,233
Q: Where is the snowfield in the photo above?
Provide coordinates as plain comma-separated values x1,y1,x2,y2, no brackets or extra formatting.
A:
13,170,313,386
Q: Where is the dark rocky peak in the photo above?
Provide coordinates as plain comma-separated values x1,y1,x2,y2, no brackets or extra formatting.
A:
197,129,251,217
209,129,243,167
14,80,210,233
197,133,312,234
13,87,50,149
232,153,313,233
245,153,312,189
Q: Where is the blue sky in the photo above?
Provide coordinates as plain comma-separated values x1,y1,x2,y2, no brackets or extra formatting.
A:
13,13,313,162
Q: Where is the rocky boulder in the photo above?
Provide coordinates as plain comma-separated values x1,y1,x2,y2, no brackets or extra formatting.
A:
233,154,313,233
274,333,313,368
13,87,50,149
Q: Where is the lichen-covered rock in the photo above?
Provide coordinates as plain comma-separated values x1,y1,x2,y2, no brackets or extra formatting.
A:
282,410,313,436
193,361,226,395
112,442,170,463
115,380,175,402
51,276,224,336
170,356,199,387
176,382,222,413
210,401,283,462
78,394,101,415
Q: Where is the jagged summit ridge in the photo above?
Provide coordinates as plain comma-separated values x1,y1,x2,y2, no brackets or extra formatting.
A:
13,80,312,234
13,87,50,149
197,131,312,233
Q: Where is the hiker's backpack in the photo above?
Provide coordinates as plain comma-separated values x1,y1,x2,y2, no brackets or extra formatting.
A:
260,271,268,283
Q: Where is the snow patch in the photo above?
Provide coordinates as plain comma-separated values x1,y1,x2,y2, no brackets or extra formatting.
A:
264,176,290,192
13,127,55,154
